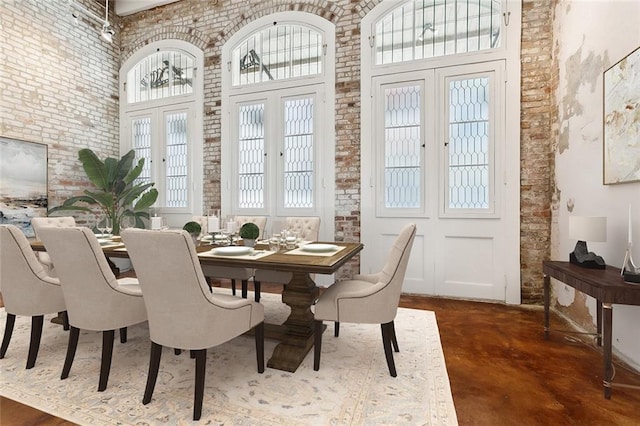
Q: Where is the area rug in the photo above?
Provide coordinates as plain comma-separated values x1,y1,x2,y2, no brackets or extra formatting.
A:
0,292,457,425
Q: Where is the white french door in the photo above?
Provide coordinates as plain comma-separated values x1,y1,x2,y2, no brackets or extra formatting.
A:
362,61,511,301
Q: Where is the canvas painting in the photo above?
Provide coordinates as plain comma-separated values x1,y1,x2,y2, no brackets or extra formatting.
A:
0,137,48,237
603,46,640,184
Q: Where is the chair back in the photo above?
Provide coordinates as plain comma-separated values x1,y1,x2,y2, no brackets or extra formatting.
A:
235,216,267,239
191,215,209,234
37,226,137,330
122,228,263,349
285,217,320,241
30,216,76,275
0,225,65,316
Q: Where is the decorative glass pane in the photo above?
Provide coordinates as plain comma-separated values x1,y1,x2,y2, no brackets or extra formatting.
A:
232,24,323,86
375,0,502,65
165,112,188,208
132,117,152,188
127,50,194,104
448,77,489,209
384,86,421,208
283,98,314,208
238,104,265,209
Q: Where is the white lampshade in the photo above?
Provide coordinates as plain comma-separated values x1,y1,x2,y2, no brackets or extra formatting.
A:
569,216,607,242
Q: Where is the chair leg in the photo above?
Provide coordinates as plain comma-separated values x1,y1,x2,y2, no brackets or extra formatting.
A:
241,279,248,299
119,327,127,343
206,276,213,293
381,322,397,377
254,322,265,373
61,311,69,331
0,313,16,359
231,279,237,296
193,349,207,421
390,321,399,352
174,348,181,355
98,330,115,391
334,321,340,337
143,342,163,405
314,320,323,371
26,315,44,369
254,280,261,302
61,326,80,380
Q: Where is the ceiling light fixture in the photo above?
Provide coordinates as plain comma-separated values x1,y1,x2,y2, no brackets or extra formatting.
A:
100,0,114,43
68,0,114,43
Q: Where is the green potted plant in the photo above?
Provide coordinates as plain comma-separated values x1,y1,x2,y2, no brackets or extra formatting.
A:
239,222,260,247
183,221,202,244
49,148,158,235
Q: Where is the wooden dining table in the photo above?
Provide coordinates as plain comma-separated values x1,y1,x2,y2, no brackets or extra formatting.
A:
32,238,363,373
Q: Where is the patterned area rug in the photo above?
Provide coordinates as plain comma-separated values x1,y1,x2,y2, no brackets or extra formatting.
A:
0,292,457,425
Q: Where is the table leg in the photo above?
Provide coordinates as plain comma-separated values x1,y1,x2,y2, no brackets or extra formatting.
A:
596,300,602,347
603,303,613,399
267,271,319,372
543,274,550,340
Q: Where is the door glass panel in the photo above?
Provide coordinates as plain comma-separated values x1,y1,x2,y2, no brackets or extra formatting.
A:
132,117,152,187
283,97,314,208
384,85,421,208
238,103,265,209
447,77,489,209
165,112,188,208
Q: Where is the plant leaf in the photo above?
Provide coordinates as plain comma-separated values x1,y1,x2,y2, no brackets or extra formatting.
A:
84,190,113,208
124,158,144,185
133,188,159,211
117,150,136,182
78,149,109,190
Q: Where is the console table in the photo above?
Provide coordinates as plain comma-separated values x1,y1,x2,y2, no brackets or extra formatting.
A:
543,261,640,398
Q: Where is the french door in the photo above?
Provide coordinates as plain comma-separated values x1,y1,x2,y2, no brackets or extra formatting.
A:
362,61,511,301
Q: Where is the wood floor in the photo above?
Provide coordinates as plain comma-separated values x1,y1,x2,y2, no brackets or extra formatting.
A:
2,282,640,425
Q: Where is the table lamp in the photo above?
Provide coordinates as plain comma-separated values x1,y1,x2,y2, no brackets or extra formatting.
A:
568,216,607,269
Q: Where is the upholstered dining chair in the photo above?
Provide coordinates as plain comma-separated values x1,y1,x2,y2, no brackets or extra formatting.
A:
252,216,321,301
313,222,416,377
37,226,147,391
0,225,68,369
121,228,265,421
201,215,267,299
30,216,76,276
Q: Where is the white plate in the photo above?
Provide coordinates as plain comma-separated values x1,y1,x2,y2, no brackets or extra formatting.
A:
212,246,253,256
97,239,113,245
95,233,113,239
300,243,339,253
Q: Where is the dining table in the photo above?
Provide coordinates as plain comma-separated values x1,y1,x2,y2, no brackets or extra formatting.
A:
31,237,364,373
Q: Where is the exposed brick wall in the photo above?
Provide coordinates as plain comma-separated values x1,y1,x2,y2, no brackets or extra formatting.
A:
1,0,121,224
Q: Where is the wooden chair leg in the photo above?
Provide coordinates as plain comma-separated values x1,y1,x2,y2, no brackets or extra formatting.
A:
381,322,397,377
61,311,69,331
61,326,80,380
241,280,248,299
143,342,162,405
254,280,261,302
0,313,16,359
255,322,265,373
231,280,237,296
98,330,115,391
390,321,399,352
334,321,340,337
314,320,323,371
26,315,44,369
193,349,207,421
174,348,181,355
205,276,213,293
119,327,127,343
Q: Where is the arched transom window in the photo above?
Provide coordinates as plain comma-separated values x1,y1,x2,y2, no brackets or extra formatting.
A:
126,50,195,103
374,0,502,65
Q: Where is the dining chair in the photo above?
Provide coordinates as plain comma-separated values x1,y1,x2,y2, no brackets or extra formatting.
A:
121,228,265,421
201,216,267,299
30,216,76,277
37,226,147,391
0,225,68,369
253,216,321,301
313,222,416,377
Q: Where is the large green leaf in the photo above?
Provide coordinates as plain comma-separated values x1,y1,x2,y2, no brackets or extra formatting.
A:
84,190,113,208
133,188,159,211
124,158,144,185
117,150,136,182
48,205,93,214
119,183,154,207
104,157,118,192
78,149,109,190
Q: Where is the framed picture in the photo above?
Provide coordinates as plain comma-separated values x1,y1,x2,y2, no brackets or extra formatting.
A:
0,137,48,237
603,46,640,185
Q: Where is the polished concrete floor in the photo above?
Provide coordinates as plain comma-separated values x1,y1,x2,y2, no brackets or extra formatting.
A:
2,283,640,425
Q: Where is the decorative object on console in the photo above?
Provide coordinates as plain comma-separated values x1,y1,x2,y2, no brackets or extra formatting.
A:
568,216,607,269
182,221,202,244
239,222,260,247
622,205,640,284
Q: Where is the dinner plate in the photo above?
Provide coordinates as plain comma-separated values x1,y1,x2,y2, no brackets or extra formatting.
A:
300,243,339,253
95,233,113,239
212,246,253,256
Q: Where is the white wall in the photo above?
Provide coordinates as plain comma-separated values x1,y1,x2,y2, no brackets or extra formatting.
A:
553,0,640,368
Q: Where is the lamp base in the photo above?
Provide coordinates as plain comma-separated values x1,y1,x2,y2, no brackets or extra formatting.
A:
622,269,640,284
569,240,606,269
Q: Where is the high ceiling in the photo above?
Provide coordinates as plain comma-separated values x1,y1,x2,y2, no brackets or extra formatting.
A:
114,0,183,16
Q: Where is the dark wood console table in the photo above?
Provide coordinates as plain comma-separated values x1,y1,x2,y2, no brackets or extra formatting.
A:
543,260,640,399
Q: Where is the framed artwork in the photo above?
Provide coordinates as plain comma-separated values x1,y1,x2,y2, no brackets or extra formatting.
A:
603,46,640,185
0,137,48,237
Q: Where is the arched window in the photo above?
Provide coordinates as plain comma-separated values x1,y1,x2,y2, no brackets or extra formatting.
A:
120,41,204,226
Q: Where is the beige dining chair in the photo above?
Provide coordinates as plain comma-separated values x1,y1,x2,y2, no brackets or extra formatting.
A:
201,216,267,299
37,226,147,391
30,216,76,277
253,216,321,301
0,225,68,369
121,228,265,421
313,222,417,377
